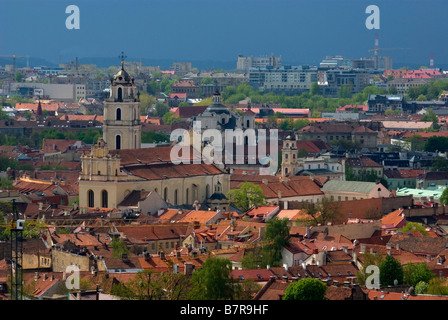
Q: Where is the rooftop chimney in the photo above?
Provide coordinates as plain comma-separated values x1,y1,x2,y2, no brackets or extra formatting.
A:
184,262,194,276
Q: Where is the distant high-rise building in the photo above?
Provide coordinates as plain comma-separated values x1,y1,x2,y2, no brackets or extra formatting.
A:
370,55,393,70
237,55,282,72
249,65,317,93
170,62,192,76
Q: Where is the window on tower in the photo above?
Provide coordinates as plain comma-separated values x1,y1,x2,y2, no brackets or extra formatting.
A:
101,190,108,208
116,135,121,150
117,87,123,101
116,108,122,121
88,190,94,207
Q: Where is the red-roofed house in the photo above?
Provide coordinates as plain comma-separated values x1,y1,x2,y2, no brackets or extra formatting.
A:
244,205,280,222
168,92,187,107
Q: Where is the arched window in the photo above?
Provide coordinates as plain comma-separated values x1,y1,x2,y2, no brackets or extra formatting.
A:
88,190,94,207
101,190,108,208
116,135,121,150
117,87,123,101
116,108,122,121
186,188,189,204
164,187,168,201
174,189,178,205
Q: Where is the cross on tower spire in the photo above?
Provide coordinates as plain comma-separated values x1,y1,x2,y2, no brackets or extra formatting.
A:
118,51,127,70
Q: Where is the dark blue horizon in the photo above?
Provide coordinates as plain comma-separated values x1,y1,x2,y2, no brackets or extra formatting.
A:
1,0,447,69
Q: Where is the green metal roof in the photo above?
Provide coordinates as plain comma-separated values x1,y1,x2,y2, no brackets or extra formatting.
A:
396,187,445,199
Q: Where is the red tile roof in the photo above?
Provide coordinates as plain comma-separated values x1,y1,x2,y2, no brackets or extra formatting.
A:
296,140,332,153
231,174,323,199
345,156,382,168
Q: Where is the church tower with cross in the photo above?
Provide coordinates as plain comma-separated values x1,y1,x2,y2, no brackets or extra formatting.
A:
102,52,141,150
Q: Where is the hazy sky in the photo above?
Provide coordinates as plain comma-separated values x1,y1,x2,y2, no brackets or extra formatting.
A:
0,0,447,67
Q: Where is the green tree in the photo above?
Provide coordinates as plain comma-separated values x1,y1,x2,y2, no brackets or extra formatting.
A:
158,271,190,300
111,270,163,300
262,218,290,267
189,257,237,300
415,281,429,294
139,93,156,115
141,131,169,144
282,278,327,300
111,237,130,258
238,278,262,300
304,197,342,226
0,177,14,190
431,157,448,172
421,108,439,129
425,136,448,153
356,250,384,286
0,156,18,171
161,112,181,125
292,119,310,131
241,248,263,269
403,263,434,287
388,85,398,95
379,254,404,286
153,102,170,118
14,71,24,82
398,222,428,236
441,187,448,206
416,94,427,101
226,182,266,212
310,82,321,96
404,134,425,151
338,84,353,98
426,277,448,296
201,76,213,85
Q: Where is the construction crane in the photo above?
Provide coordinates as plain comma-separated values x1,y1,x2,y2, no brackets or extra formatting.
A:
368,34,410,56
0,55,25,74
368,47,411,54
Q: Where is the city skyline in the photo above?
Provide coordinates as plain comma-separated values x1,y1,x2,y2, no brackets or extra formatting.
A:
0,0,447,69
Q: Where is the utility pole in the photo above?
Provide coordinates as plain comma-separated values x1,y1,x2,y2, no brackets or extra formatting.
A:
10,199,24,300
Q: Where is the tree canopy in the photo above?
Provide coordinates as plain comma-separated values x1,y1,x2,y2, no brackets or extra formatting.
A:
282,278,327,300
403,263,434,288
379,254,404,286
226,182,266,212
262,218,291,267
189,257,237,300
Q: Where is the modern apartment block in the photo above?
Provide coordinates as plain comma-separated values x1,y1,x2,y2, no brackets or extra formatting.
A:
317,68,370,97
248,65,318,93
3,81,86,101
237,55,282,72
169,62,192,76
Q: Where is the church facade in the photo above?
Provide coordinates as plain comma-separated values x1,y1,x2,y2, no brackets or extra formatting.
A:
78,63,230,212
